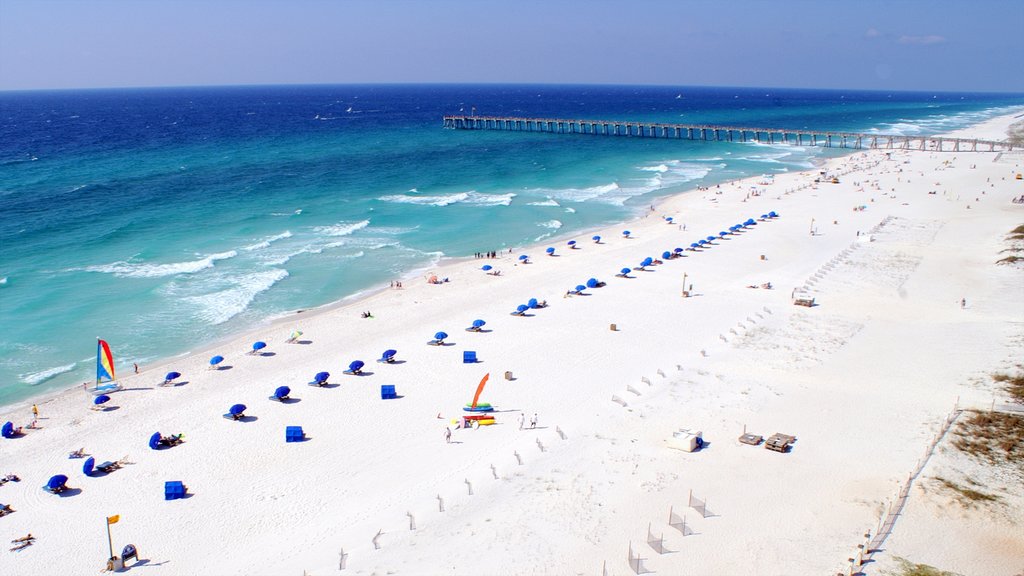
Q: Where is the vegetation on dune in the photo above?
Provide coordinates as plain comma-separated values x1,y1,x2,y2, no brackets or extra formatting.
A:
992,369,1024,404
886,557,963,576
933,476,1000,505
998,225,1024,264
951,409,1024,472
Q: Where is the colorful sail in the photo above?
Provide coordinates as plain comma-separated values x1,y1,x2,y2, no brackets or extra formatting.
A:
470,373,489,408
97,339,115,384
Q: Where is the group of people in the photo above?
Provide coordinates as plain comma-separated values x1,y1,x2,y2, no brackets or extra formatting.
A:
360,311,373,318
474,251,501,259
389,281,403,289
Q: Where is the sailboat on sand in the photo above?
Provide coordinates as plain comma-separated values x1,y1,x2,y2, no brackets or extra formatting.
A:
91,339,123,395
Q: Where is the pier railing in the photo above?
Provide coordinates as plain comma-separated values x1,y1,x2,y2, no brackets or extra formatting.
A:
443,115,1016,152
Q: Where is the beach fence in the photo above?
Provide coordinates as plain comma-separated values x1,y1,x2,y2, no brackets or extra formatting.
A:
840,402,962,575
646,522,671,554
668,505,694,536
688,489,713,518
627,541,649,574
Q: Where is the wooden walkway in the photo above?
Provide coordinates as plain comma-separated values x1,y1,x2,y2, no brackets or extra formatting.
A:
443,115,1016,152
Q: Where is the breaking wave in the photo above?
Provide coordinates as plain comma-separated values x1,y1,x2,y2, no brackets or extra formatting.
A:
82,251,238,278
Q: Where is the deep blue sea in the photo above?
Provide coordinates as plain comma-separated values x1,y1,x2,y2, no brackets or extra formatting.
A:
2,84,1022,405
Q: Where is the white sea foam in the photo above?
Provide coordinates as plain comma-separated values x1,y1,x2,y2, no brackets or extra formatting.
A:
526,198,561,207
529,182,621,203
378,191,515,207
0,277,7,285
538,219,563,230
244,231,293,251
186,268,289,325
380,192,469,206
314,219,370,237
21,362,77,385
83,250,238,278
564,207,576,213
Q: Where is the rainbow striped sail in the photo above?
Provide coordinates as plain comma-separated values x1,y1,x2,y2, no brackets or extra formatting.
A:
96,339,115,384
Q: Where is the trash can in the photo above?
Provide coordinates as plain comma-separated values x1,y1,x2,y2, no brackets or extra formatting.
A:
504,371,513,381
610,323,617,331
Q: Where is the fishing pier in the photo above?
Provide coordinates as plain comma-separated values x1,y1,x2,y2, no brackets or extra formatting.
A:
443,115,1016,152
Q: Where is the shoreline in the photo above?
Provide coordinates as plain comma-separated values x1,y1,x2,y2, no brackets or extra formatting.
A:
3,110,1022,575
7,110,1019,414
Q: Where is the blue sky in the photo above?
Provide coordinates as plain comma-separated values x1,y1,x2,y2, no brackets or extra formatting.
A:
1,0,1021,92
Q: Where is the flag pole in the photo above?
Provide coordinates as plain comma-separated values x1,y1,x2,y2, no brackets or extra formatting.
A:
106,517,114,558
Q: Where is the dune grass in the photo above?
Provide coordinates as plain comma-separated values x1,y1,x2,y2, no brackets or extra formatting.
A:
887,557,963,576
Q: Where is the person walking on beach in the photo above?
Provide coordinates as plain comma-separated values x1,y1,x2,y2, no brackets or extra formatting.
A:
960,298,966,309
518,413,525,430
31,404,38,419
133,362,139,374
530,413,537,429
445,427,452,444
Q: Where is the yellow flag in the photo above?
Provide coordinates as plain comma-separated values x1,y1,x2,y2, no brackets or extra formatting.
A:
107,515,119,525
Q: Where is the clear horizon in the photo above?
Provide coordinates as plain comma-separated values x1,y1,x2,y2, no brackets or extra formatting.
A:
2,0,1022,92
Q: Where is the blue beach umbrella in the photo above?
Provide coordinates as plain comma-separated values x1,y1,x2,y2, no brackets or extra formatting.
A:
641,257,653,267
210,355,224,367
568,240,577,247
546,247,555,255
690,243,700,249
620,267,632,275
719,231,728,237
769,211,779,218
666,217,673,223
674,247,684,253
83,456,96,476
662,251,672,260
472,319,486,328
760,214,768,220
382,349,398,360
348,360,365,372
1,422,13,438
252,341,267,352
313,371,330,384
164,371,181,382
482,265,492,271
94,395,111,406
699,240,708,246
622,230,631,238
518,254,529,261
586,278,599,288
592,235,601,243
575,285,587,293
229,404,246,417
434,331,448,341
528,298,539,308
706,236,716,242
149,432,162,450
46,475,68,492
274,386,290,399
516,304,529,313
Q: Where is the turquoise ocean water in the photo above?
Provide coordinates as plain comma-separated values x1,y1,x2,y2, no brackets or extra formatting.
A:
2,84,1022,405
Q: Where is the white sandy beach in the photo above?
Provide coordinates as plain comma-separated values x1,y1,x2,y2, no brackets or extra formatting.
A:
2,113,1023,576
